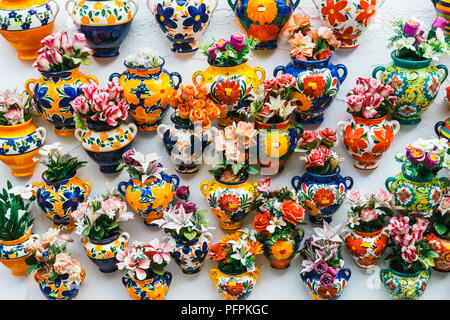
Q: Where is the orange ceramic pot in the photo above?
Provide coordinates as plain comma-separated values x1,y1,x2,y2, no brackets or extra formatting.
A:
345,228,388,269
122,272,172,300
34,269,86,300
0,230,36,276
425,231,450,272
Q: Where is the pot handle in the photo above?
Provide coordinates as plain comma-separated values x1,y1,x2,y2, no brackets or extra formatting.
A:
119,231,131,244
254,67,266,85
128,0,139,18
80,269,86,283
336,121,347,138
379,268,389,282
437,64,449,83
164,271,173,287
127,123,138,139
74,128,84,142
372,66,386,80
227,0,238,10
341,267,352,280
64,0,75,19
169,72,182,90
390,120,401,136
205,126,220,143
294,123,304,137
273,65,286,77
291,175,303,192
211,0,219,11
83,181,92,196
87,75,99,84
170,175,180,189
293,0,302,9
253,266,260,280
385,177,396,193
48,0,60,17
335,64,348,84
296,227,305,242
343,176,353,190
25,78,38,96
109,72,122,82
156,124,169,139
118,181,128,197
192,71,204,86
209,268,219,283
435,121,445,138
200,232,213,243
200,181,210,197
36,127,47,143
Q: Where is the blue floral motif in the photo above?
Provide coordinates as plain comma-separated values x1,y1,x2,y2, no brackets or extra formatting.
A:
34,84,51,110
18,145,28,154
59,85,81,110
175,0,188,5
37,190,54,213
192,241,208,264
276,0,292,17
8,11,16,18
423,73,440,101
0,148,5,155
183,4,209,33
41,18,48,25
28,9,37,15
26,135,34,143
6,139,14,147
167,34,195,53
155,4,177,33
62,187,84,213
385,72,408,98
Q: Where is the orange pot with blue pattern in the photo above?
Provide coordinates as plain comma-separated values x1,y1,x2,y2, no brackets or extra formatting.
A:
0,229,36,276
122,272,172,300
34,269,86,300
435,117,450,145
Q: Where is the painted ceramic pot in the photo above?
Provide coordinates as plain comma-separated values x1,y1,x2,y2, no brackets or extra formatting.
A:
157,113,218,174
193,60,265,126
431,0,450,37
312,0,385,49
435,118,450,144
228,0,301,50
291,166,353,224
110,58,182,131
32,171,92,231
200,175,257,230
0,119,46,177
425,231,450,272
147,0,218,53
372,51,448,125
209,264,260,300
122,272,172,300
0,0,59,60
261,228,304,270
25,67,98,136
385,164,449,218
380,263,431,300
34,269,85,300
74,121,137,174
165,232,213,274
274,55,347,124
300,267,351,300
66,0,139,57
345,228,388,269
118,172,180,226
82,231,130,273
337,115,400,171
0,230,36,276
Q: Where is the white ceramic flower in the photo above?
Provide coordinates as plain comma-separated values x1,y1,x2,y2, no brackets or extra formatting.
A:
266,216,286,233
39,142,63,158
9,185,33,201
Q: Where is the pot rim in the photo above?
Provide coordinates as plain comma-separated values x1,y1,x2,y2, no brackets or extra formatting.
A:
255,118,290,128
391,50,432,69
291,54,332,66
42,170,76,185
214,174,249,186
305,165,341,178
0,118,33,130
352,114,387,125
39,66,80,77
388,261,428,278
353,228,385,237
88,232,121,245
0,228,31,245
124,56,165,71
401,164,435,183
431,225,450,241
207,58,248,68
218,262,248,275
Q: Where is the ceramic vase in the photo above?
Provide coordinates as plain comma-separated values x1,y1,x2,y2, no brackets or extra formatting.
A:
209,264,260,300
435,118,450,144
122,272,172,300
0,0,59,60
261,228,304,270
110,57,182,131
291,166,353,224
82,231,130,273
337,115,400,170
431,0,450,37
0,119,46,177
147,0,218,53
0,230,36,276
25,67,98,136
74,121,137,174
300,267,351,300
66,0,139,57
228,0,301,50
345,228,388,269
32,171,92,231
274,55,347,124
34,269,85,300
372,51,448,125
425,231,450,272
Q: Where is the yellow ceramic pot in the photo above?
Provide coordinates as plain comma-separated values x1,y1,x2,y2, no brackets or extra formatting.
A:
122,272,172,300
0,0,59,60
0,119,46,177
200,176,257,230
34,268,86,300
0,229,36,276
209,265,260,300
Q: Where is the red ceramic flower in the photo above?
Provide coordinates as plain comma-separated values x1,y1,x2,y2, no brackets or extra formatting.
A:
373,233,388,256
247,24,280,42
313,189,335,208
321,0,348,26
253,212,272,233
346,236,367,257
353,152,382,167
218,194,241,214
355,0,377,27
372,125,394,154
332,26,358,46
317,285,339,299
302,74,326,98
225,282,244,296
280,200,305,224
343,126,368,154
215,80,241,106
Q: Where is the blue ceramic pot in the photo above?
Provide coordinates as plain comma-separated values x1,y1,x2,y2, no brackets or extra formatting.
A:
300,267,351,300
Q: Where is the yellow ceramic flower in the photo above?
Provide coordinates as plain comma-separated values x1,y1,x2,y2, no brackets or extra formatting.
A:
247,0,278,24
144,73,174,108
271,240,293,260
265,131,289,157
151,182,173,210
147,283,167,300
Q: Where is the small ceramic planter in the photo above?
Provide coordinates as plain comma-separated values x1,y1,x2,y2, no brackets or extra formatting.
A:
0,230,36,276
300,267,351,300
209,264,260,300
425,231,450,272
122,272,172,300
435,118,450,144
261,229,304,270
34,269,86,300
345,228,388,269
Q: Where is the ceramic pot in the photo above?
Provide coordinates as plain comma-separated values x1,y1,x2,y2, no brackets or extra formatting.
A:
261,228,304,270
0,0,59,60
34,269,85,300
157,113,218,174
66,0,138,57
147,0,218,53
25,67,99,136
110,58,182,131
228,0,301,50
274,55,347,124
118,173,180,226
385,164,449,218
372,51,448,125
291,166,353,225
380,262,431,300
32,171,92,231
312,0,385,49
256,119,303,175
200,175,257,230
209,264,260,300
122,272,172,300
337,115,400,171
345,228,388,269
425,230,450,272
0,119,46,177
74,121,137,174
431,0,450,37
165,232,213,274
435,118,450,144
82,231,130,273
0,230,36,276
300,267,351,300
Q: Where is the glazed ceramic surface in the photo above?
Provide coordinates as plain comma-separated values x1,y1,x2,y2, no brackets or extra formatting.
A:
345,228,388,269
26,67,98,136
122,272,172,300
380,264,431,300
261,229,304,269
228,0,300,50
425,231,450,272
274,55,347,124
209,265,260,300
300,267,351,300
0,230,36,276
147,0,218,53
435,117,450,144
34,269,85,300
337,115,400,170
432,0,450,37
373,52,448,125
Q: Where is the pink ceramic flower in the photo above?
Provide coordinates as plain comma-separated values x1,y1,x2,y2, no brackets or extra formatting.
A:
72,33,88,50
388,216,410,236
256,177,271,192
346,190,364,205
432,16,448,30
401,245,418,264
147,239,173,264
71,96,89,115
403,20,420,36
360,208,378,222
81,82,99,100
117,247,150,280
438,196,450,214
53,253,76,275
373,188,392,206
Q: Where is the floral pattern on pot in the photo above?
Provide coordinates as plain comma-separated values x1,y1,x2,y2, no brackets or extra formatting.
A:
0,230,36,276
66,0,137,25
345,229,388,269
261,229,304,269
35,269,86,300
300,268,351,300
425,232,450,272
0,128,45,156
209,266,260,300
0,1,58,31
122,272,172,300
380,265,431,300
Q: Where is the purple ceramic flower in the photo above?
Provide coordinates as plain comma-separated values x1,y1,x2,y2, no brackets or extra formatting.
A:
403,20,420,36
320,272,336,289
182,201,197,213
230,33,245,51
207,45,217,60
122,149,136,165
216,39,230,51
433,16,448,30
176,185,190,200
414,34,426,44
406,146,425,164
314,260,329,274
424,152,440,168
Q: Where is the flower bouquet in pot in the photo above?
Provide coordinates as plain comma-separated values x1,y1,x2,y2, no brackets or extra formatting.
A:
380,216,437,300
249,73,304,174
300,222,351,300
208,229,263,300
32,143,91,231
372,18,449,125
200,121,259,230
73,189,133,273
292,128,353,224
337,77,400,170
0,181,36,276
0,88,47,177
154,185,213,274
25,228,85,300
25,31,98,136
118,238,174,300
344,189,394,269
251,178,306,269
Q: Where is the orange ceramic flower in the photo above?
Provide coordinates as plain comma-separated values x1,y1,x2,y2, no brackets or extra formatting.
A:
373,233,387,256
321,0,348,26
292,92,311,112
372,125,394,154
353,152,381,167
303,199,320,216
312,189,335,208
215,80,241,106
218,194,241,214
220,231,241,244
271,240,294,260
247,24,280,42
151,183,173,210
318,285,338,299
280,200,305,224
355,0,377,27
209,243,227,262
343,126,368,153
225,282,244,296
333,26,358,46
302,75,326,98
246,0,278,24
346,236,367,257
253,212,272,233
248,240,263,255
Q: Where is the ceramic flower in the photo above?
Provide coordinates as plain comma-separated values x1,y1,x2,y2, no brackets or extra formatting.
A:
118,149,166,184
126,47,161,68
0,88,33,126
